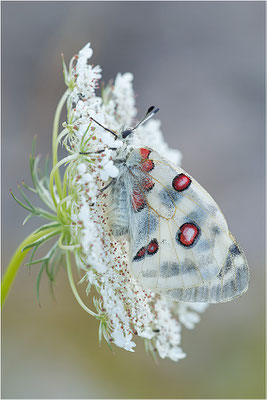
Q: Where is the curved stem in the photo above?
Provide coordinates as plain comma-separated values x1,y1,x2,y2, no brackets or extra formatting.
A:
58,233,80,251
66,251,97,317
52,89,70,201
56,127,69,144
49,154,77,208
1,227,58,307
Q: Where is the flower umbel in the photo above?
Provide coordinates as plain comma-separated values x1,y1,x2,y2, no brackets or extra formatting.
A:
3,42,208,362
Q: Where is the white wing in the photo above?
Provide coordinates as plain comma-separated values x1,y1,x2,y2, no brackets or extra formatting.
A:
126,148,249,303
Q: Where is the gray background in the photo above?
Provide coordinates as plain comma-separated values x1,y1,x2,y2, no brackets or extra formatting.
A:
2,1,265,399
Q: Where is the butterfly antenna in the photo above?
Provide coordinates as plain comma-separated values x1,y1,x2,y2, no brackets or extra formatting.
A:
121,106,159,139
133,106,159,130
90,117,118,139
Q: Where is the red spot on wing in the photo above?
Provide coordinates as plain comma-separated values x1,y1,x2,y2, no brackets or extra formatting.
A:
139,148,151,159
172,174,191,192
133,246,146,261
177,223,200,247
132,189,145,212
142,177,155,192
141,159,154,172
147,239,159,255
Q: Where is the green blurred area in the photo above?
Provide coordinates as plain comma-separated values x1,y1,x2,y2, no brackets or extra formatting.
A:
2,2,265,399
2,262,265,399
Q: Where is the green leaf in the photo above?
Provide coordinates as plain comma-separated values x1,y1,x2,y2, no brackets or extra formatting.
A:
49,251,62,281
26,244,40,268
105,338,113,352
48,277,56,302
25,240,59,267
31,135,37,158
36,261,46,306
80,123,92,147
99,321,103,344
45,261,54,282
62,53,69,86
17,184,34,210
34,222,61,234
22,213,33,226
21,180,37,193
25,257,48,267
43,155,51,189
144,339,158,364
10,191,33,212
21,230,60,252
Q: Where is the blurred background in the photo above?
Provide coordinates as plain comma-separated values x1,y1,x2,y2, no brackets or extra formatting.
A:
2,2,265,399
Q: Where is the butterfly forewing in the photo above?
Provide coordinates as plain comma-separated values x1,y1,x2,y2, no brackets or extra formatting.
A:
124,147,249,303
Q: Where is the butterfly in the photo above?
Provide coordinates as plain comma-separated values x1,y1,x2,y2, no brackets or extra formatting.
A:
87,106,250,303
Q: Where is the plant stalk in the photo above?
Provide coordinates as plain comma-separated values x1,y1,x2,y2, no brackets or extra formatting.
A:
52,89,70,202
66,251,97,317
1,228,58,307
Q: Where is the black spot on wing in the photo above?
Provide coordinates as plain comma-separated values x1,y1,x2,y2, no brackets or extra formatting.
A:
218,253,232,278
196,285,210,302
111,225,129,236
209,283,221,302
181,258,197,275
197,239,211,252
222,278,236,299
181,288,195,302
218,244,243,278
159,187,181,208
185,208,207,226
142,270,158,278
165,284,211,302
207,205,218,217
211,225,221,236
236,265,249,293
160,262,180,278
230,244,242,256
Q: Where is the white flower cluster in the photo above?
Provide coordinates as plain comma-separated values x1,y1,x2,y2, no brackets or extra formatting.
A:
64,43,208,362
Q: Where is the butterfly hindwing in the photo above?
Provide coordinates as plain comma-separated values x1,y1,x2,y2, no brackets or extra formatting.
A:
123,147,249,303
164,235,249,302
108,147,249,303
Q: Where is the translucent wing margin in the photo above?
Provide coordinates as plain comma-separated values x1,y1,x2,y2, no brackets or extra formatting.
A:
125,148,249,303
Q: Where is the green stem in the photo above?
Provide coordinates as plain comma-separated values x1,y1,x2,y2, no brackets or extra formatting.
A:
50,154,77,208
66,251,97,317
34,209,58,221
1,227,58,307
52,89,70,201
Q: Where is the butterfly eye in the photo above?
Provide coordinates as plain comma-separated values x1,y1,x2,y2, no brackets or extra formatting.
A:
177,223,200,247
172,174,191,192
132,190,146,212
147,239,159,255
133,246,146,261
139,148,151,159
141,160,154,172
143,177,155,192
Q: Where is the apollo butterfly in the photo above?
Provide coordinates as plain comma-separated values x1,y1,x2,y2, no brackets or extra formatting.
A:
90,107,250,303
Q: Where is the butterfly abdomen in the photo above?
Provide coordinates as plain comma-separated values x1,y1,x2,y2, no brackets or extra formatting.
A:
108,177,130,236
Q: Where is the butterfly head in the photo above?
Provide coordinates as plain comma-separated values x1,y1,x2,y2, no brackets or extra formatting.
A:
109,106,158,162
90,106,159,141
85,107,159,162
